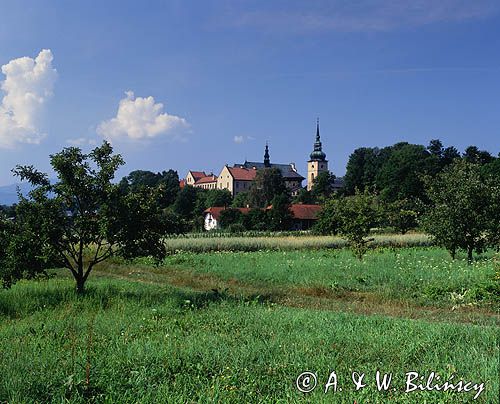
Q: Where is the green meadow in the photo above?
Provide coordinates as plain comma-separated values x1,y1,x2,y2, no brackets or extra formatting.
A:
0,243,499,403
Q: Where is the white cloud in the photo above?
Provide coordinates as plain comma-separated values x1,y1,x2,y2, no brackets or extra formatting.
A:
0,49,57,148
66,137,97,147
234,135,244,144
97,91,188,141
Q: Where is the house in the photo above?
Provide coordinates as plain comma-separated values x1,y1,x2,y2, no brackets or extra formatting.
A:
288,204,322,230
204,203,322,231
185,171,207,186
203,206,251,231
217,166,257,196
193,174,218,190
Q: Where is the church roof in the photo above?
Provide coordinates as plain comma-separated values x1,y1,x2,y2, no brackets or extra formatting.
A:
309,119,327,162
235,162,305,180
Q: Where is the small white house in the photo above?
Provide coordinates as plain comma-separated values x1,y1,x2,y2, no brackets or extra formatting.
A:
203,207,251,231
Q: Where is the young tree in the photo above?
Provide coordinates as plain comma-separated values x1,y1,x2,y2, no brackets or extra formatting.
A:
335,190,379,259
384,198,422,234
7,142,166,293
232,191,249,208
422,160,491,262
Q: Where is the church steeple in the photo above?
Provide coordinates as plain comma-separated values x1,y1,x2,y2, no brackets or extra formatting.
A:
264,142,271,167
309,118,327,162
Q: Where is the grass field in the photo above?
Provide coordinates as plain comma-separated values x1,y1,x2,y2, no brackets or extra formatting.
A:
0,245,499,403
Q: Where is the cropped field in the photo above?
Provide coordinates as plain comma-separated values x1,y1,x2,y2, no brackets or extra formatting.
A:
1,245,499,403
163,232,433,253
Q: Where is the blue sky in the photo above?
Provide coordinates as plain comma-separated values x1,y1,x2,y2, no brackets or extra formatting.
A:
0,0,499,186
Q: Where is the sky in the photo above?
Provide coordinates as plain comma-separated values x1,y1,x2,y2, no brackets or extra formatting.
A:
0,0,499,186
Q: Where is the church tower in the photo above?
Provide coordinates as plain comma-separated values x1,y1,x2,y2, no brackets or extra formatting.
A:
307,119,328,191
264,142,271,168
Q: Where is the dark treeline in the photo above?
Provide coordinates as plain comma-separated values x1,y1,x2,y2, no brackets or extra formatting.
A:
343,140,499,201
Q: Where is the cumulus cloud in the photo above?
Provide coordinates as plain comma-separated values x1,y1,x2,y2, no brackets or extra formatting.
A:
234,135,244,144
97,91,188,141
0,49,57,148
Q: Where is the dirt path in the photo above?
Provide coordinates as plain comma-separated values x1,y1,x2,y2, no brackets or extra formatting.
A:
93,265,500,326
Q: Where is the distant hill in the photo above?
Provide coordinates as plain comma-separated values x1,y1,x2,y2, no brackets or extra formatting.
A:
0,183,33,206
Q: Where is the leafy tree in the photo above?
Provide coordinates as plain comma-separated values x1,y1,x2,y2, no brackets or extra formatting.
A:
376,143,439,202
173,185,199,218
247,168,287,208
422,160,491,262
441,146,461,167
267,193,293,231
205,189,232,208
232,191,249,208
242,208,268,230
120,169,180,208
384,198,422,234
313,197,340,235
463,146,493,165
310,171,335,202
293,188,314,204
6,142,166,293
335,191,379,259
219,208,244,229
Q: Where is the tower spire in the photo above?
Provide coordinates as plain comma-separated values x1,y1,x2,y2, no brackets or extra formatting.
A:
316,117,320,141
309,118,326,162
264,142,271,167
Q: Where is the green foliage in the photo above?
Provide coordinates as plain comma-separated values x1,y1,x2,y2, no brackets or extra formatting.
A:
267,193,292,231
310,171,335,202
119,169,180,208
205,188,232,208
292,188,314,204
231,191,249,208
5,142,166,293
313,196,341,235
219,208,244,228
422,160,493,262
242,208,268,231
335,190,379,259
376,143,439,202
173,185,200,218
247,168,287,208
383,198,422,234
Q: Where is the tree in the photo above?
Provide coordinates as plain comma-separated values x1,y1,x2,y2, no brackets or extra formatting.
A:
232,191,249,208
313,197,341,235
120,169,180,208
375,143,439,202
6,142,166,293
335,190,379,259
219,208,244,229
422,160,491,263
247,168,287,208
463,146,493,165
205,189,232,208
242,208,268,230
310,171,335,202
293,188,314,204
173,185,199,218
384,198,422,234
267,193,293,231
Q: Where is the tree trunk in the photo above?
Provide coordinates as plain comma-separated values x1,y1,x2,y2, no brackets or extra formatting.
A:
467,245,474,264
76,275,85,294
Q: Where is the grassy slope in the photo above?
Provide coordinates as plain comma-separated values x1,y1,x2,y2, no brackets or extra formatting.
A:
0,278,498,403
0,247,499,403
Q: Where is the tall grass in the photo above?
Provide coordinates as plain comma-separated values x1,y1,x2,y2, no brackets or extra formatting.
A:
0,278,498,403
164,233,433,253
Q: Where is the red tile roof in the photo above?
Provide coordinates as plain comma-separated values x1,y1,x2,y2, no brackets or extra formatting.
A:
204,207,251,221
189,171,207,181
196,175,217,184
289,204,322,220
227,166,257,181
266,204,322,220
